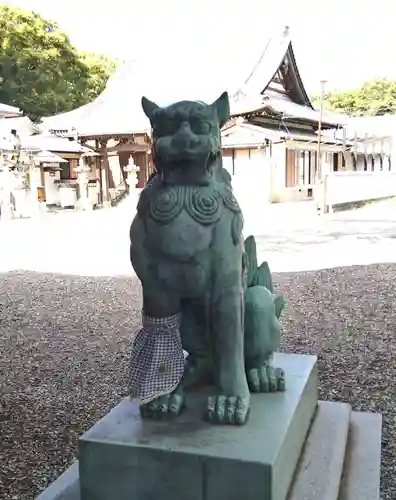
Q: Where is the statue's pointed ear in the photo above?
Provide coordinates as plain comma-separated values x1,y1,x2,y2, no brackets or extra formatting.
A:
211,91,230,128
141,96,160,120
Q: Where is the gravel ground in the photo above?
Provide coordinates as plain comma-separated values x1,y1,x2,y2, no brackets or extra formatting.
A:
0,266,394,499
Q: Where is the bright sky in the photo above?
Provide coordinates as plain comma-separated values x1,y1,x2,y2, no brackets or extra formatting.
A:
5,0,396,101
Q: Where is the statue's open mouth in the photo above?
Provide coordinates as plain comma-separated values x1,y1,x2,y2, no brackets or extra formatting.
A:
164,149,207,164
158,158,212,186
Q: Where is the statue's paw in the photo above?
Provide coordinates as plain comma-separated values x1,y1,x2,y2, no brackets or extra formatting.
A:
247,365,285,393
140,392,186,419
206,394,250,425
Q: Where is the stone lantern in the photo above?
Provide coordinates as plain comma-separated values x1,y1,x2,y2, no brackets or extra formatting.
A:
123,156,140,211
0,156,15,222
0,127,40,220
27,150,41,217
74,156,93,211
0,129,19,221
123,155,140,191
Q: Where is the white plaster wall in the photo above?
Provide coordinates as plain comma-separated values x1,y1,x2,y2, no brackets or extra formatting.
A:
346,154,392,173
12,189,30,217
276,187,313,202
86,158,98,182
270,143,286,200
231,148,271,233
269,143,316,202
355,156,366,172
44,171,61,205
30,166,42,186
59,186,77,208
327,171,396,205
108,154,123,186
222,155,233,176
88,182,99,206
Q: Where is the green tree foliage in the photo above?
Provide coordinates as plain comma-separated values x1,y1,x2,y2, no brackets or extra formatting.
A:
311,77,396,116
0,5,116,120
80,52,117,102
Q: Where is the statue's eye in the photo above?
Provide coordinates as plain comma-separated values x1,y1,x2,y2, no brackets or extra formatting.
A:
189,119,211,135
153,117,178,137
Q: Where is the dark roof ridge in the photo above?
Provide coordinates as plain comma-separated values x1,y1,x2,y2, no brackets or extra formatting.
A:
233,26,313,110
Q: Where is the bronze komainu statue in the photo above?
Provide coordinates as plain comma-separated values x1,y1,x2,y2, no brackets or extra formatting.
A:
128,91,285,425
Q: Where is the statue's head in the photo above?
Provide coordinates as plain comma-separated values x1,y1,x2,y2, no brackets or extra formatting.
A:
141,92,229,184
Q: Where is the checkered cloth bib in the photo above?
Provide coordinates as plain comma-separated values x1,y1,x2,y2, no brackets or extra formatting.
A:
128,312,185,405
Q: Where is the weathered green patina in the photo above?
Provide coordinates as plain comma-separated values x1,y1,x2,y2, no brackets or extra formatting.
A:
129,91,285,425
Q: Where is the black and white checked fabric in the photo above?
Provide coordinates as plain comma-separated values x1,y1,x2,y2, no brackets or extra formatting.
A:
128,312,185,405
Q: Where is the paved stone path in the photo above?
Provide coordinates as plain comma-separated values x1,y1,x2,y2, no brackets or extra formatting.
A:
0,198,395,276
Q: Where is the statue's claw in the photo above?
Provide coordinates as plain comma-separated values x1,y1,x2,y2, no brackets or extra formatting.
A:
206,394,250,425
140,392,186,419
247,365,285,393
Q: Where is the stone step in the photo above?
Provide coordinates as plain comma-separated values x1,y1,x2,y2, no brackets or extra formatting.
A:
287,401,351,500
36,461,80,500
338,411,382,500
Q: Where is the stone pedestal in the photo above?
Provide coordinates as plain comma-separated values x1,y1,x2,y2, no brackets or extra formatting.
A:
78,354,317,500
0,165,15,221
124,156,140,193
35,351,382,500
28,166,41,217
74,160,93,212
0,200,14,222
122,157,140,211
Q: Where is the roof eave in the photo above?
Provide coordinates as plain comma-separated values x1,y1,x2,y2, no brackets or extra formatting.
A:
64,130,150,140
286,44,314,109
230,107,342,129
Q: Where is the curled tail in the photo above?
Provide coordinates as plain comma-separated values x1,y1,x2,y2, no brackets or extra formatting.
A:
243,235,285,367
243,235,285,318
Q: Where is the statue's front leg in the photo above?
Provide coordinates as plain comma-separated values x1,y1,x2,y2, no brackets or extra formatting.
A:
129,290,186,419
179,298,214,390
207,278,250,426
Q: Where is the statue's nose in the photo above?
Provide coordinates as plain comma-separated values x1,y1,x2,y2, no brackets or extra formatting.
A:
172,122,197,149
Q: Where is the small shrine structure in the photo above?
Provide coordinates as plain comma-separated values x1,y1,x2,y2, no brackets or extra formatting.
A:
0,116,97,211
41,61,154,206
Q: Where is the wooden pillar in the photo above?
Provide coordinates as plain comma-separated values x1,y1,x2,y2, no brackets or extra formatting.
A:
95,139,103,205
147,151,154,178
117,151,129,181
140,151,153,185
131,152,145,188
99,139,111,206
139,152,148,186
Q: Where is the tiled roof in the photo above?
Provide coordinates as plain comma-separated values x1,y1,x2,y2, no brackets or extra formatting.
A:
40,27,348,136
338,114,396,140
41,60,151,137
221,119,349,148
232,27,312,109
229,27,349,129
231,96,346,128
27,134,93,154
221,121,282,147
35,150,68,164
0,102,21,118
0,116,41,136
